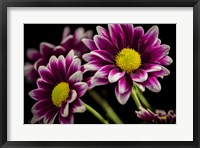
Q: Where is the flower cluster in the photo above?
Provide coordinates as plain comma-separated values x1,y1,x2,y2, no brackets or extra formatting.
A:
135,107,176,124
83,24,172,105
25,27,93,83
29,51,87,124
25,24,175,124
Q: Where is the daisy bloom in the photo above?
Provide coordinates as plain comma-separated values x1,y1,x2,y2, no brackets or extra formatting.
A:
25,26,93,83
29,50,88,124
82,24,172,105
135,107,176,124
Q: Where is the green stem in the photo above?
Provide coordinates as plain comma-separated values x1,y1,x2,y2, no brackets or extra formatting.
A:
88,90,123,124
84,102,109,124
135,86,153,111
131,87,142,110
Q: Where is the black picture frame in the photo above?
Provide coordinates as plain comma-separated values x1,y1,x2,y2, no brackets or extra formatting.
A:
0,0,199,147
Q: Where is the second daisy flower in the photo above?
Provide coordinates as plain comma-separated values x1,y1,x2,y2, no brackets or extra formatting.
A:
82,24,172,105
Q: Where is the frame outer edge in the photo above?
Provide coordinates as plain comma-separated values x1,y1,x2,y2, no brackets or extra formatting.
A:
1,0,200,148
1,0,7,148
0,0,7,146
0,0,198,7
197,1,200,147
0,1,2,146
194,1,200,148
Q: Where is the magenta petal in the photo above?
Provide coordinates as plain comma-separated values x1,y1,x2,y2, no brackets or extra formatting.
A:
65,50,74,72
38,66,56,84
29,88,51,101
147,109,156,117
118,76,127,94
24,63,39,83
61,35,73,50
118,76,132,94
141,63,162,73
96,26,110,39
142,45,170,62
37,78,54,91
132,27,144,50
134,82,145,92
137,108,153,122
31,100,54,124
151,66,170,78
53,46,66,57
54,45,65,52
24,63,34,76
144,76,161,92
31,99,53,115
108,24,126,50
34,58,46,70
82,53,93,62
121,24,134,47
143,111,154,121
82,51,114,63
158,56,173,65
82,61,104,73
66,58,81,79
68,71,83,84
137,113,151,122
94,35,118,55
60,103,69,118
29,88,47,102
31,116,43,124
156,110,167,116
90,50,115,63
88,77,109,89
75,42,89,56
138,26,159,53
57,55,66,81
94,65,116,79
62,26,70,40
115,85,131,105
82,53,103,63
43,107,58,124
59,114,74,124
82,39,98,51
108,68,125,83
68,90,77,103
155,39,161,46
131,69,148,82
73,48,83,56
84,30,93,38
27,49,41,62
40,42,55,56
74,27,85,44
73,82,88,97
49,56,61,82
108,24,126,49
136,110,153,122
73,100,86,113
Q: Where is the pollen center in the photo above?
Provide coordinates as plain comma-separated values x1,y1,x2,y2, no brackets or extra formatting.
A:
52,82,70,107
115,48,141,73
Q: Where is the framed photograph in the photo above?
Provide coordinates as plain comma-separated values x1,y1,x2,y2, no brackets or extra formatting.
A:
0,0,199,147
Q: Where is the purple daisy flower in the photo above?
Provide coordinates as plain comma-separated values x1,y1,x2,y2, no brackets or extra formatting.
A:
135,107,176,124
24,26,93,83
29,50,88,124
82,24,172,105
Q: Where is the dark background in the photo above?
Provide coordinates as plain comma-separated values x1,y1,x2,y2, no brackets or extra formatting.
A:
24,24,176,124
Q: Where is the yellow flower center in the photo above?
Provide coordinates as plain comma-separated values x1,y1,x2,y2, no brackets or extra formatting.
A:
51,82,70,107
161,116,167,120
115,48,141,73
